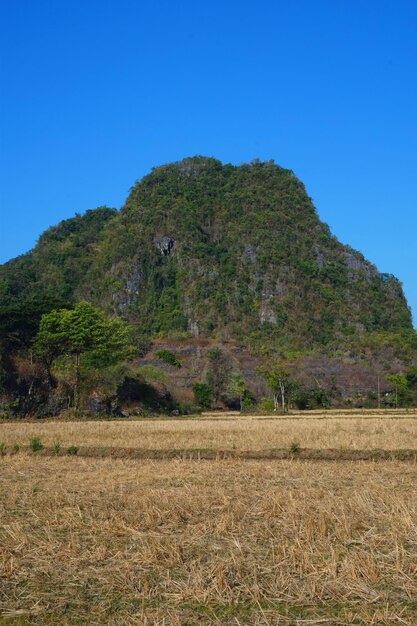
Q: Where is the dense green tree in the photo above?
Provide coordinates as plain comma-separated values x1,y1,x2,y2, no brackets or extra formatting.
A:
258,359,292,414
386,373,409,408
193,383,213,408
406,365,417,388
225,372,246,410
34,302,132,411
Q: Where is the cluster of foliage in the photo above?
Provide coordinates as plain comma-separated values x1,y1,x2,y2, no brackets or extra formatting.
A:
192,347,252,410
2,302,133,415
385,366,417,407
34,301,132,371
0,207,116,308
192,383,212,408
0,208,117,398
156,349,181,368
36,302,132,411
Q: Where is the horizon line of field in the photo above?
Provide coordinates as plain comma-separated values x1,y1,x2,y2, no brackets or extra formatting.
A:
3,446,417,461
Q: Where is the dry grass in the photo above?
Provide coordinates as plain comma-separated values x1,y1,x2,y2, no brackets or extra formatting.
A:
1,414,417,624
1,414,417,452
0,455,416,625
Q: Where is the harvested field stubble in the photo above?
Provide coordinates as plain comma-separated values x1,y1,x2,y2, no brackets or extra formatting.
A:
1,415,417,452
1,455,417,625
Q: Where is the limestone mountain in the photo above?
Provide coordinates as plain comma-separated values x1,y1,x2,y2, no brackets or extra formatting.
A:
0,156,413,356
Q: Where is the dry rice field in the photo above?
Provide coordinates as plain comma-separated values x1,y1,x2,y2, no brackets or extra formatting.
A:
0,411,417,454
1,413,417,625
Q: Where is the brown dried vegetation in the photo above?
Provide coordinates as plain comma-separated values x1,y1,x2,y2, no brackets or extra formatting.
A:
1,453,417,625
1,414,417,624
1,412,417,453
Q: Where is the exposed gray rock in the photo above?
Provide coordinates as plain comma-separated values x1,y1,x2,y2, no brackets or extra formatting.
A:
197,267,219,280
259,302,277,325
109,263,142,314
341,249,379,284
342,250,377,277
275,278,285,298
315,248,326,269
86,392,111,415
188,319,200,336
244,243,258,263
381,274,403,298
154,235,175,256
342,251,364,271
126,266,141,295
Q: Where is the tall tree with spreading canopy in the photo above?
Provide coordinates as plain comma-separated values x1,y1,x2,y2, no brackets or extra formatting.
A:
34,302,132,412
258,359,292,414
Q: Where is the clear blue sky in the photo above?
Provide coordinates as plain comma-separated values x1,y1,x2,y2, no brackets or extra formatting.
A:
1,0,416,325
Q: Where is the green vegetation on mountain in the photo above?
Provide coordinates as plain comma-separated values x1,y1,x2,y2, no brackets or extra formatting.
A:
0,156,415,414
0,207,116,350
78,157,412,350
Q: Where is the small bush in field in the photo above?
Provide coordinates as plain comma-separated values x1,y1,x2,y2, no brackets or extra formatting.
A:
30,437,43,452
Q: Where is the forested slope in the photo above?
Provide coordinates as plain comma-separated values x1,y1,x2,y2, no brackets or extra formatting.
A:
1,157,415,414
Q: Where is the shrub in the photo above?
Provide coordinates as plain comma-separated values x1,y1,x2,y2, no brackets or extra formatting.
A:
290,441,301,454
137,364,167,382
53,441,61,454
193,383,213,408
241,390,256,411
258,397,275,413
156,350,181,368
30,437,43,452
67,445,79,455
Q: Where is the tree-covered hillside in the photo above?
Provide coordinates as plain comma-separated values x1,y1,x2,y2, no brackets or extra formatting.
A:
1,157,416,415
0,157,413,352
0,207,116,348
82,157,412,350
